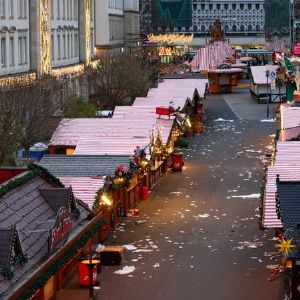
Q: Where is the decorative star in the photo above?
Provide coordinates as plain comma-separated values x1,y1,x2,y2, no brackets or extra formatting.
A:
276,238,296,256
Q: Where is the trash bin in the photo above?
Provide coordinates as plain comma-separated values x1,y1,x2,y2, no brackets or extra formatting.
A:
142,186,148,201
171,153,183,171
78,260,99,287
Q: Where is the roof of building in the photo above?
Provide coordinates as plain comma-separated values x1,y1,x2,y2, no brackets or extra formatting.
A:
280,104,300,129
277,181,300,230
39,155,131,177
0,171,91,296
250,65,278,85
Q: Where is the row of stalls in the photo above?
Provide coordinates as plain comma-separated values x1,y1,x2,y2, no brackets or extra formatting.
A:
0,78,208,300
262,104,300,299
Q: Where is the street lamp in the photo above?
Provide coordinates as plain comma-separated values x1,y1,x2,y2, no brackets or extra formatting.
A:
266,70,270,118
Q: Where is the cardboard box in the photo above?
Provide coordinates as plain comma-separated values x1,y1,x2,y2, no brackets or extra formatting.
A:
100,246,125,265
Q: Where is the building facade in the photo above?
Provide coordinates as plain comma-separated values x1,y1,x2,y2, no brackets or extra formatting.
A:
140,0,266,47
0,0,140,84
265,0,290,46
192,0,265,36
0,0,30,76
95,0,125,54
124,0,140,48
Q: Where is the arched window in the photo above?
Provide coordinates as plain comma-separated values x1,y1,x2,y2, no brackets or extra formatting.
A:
256,25,260,31
232,25,237,32
240,25,244,31
193,25,198,32
201,25,206,32
248,25,252,31
240,3,244,10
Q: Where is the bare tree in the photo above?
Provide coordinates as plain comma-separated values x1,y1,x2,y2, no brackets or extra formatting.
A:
87,52,157,109
0,76,68,165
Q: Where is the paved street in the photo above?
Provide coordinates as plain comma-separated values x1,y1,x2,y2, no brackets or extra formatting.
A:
98,87,282,300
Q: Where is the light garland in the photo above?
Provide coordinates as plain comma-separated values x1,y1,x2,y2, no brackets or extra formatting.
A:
147,34,194,45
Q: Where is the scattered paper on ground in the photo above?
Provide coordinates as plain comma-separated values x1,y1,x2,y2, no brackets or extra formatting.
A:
115,266,135,275
231,194,260,199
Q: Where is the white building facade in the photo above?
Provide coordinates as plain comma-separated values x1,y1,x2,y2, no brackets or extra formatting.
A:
192,0,265,36
95,0,125,54
124,0,140,48
0,0,30,76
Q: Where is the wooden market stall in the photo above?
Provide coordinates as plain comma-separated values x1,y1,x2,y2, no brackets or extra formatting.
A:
250,65,285,103
0,165,105,300
208,68,243,94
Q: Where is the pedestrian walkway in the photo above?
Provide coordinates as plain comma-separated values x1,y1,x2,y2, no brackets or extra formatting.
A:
96,86,282,300
59,85,283,300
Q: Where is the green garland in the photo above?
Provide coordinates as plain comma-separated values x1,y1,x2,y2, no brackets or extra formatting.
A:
275,192,283,221
18,218,106,300
258,185,265,231
92,170,135,214
0,164,64,198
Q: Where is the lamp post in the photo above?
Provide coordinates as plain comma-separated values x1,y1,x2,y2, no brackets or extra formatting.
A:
266,70,270,118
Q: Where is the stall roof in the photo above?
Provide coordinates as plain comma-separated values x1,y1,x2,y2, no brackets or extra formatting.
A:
263,165,300,228
133,97,188,110
280,104,300,129
59,176,105,209
147,87,196,98
250,65,278,85
277,181,300,230
39,155,130,177
280,126,300,141
0,173,90,297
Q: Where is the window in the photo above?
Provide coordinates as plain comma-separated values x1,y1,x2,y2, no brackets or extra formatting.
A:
248,25,252,31
201,25,205,32
18,0,27,18
248,4,252,10
1,37,6,66
18,36,27,64
217,4,220,10
9,36,14,65
232,4,236,10
51,35,54,60
193,25,197,32
240,4,244,10
74,32,78,56
201,4,205,10
256,4,260,10
209,4,213,10
256,25,260,31
57,0,60,18
63,34,66,58
0,0,5,17
224,4,228,10
57,35,61,59
193,4,197,10
232,25,237,32
240,25,244,31
8,0,13,17
51,0,54,19
74,0,78,19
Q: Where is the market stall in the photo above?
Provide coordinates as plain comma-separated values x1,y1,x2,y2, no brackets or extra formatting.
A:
208,68,243,94
250,65,285,103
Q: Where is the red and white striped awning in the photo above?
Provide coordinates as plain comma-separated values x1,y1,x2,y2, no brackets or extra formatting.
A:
60,176,105,209
263,141,300,228
280,104,300,129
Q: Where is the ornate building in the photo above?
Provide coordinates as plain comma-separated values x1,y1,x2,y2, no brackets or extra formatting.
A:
140,0,265,46
192,0,265,36
0,0,140,88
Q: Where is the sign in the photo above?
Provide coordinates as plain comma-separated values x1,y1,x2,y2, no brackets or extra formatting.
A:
270,69,277,90
49,207,72,252
294,43,300,55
